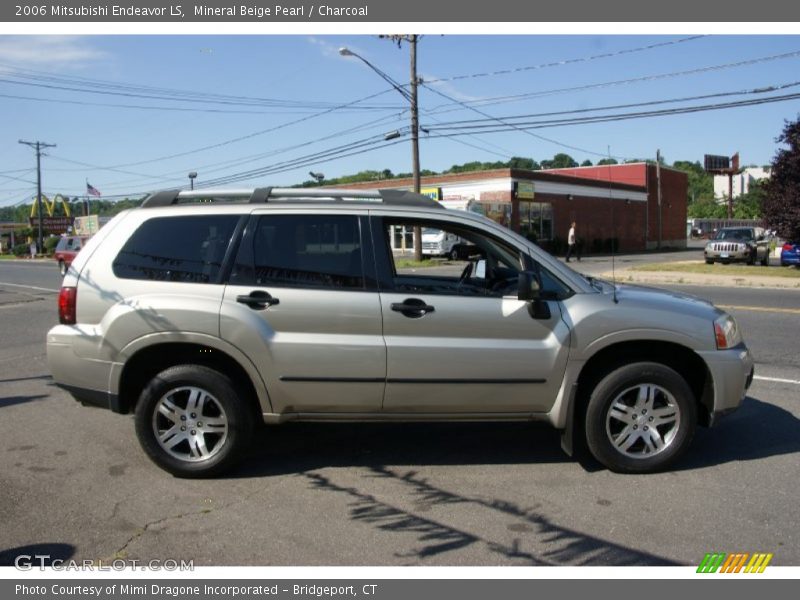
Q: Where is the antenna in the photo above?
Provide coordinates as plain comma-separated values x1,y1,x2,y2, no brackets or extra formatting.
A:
608,145,619,303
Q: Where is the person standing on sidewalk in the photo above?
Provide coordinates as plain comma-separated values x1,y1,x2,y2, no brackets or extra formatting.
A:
566,221,579,262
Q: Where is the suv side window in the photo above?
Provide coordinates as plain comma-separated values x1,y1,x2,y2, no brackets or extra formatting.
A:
113,215,239,283
230,214,366,290
374,217,525,298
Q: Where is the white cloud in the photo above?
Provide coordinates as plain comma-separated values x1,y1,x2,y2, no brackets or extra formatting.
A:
0,36,107,70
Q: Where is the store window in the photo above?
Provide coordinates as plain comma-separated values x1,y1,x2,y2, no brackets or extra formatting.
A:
519,202,553,242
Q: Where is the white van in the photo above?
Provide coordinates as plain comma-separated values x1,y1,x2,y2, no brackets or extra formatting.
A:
421,199,485,260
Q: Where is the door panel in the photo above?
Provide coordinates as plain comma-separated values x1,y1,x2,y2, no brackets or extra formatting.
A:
381,293,570,412
221,287,385,413
220,211,385,414
371,213,572,414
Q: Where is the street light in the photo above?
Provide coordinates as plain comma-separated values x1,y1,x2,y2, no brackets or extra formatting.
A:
340,41,422,259
309,171,325,184
188,171,197,190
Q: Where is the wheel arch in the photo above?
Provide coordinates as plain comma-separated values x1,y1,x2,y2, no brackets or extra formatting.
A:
575,340,714,430
113,337,271,420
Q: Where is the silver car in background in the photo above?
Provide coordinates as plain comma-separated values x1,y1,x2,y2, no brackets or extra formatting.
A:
704,226,770,265
46,188,754,477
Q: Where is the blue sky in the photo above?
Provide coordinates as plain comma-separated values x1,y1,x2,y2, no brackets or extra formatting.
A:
1,34,800,205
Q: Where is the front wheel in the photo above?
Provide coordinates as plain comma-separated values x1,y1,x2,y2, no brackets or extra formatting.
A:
585,362,696,473
134,365,254,477
449,248,460,261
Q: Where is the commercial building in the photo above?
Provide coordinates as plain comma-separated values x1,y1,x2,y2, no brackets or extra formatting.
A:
340,162,687,252
713,167,770,200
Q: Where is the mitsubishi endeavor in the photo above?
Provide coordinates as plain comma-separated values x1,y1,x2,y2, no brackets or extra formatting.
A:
46,187,754,477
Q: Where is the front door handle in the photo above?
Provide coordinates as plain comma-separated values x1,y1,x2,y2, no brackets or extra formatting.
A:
236,290,279,310
390,298,435,319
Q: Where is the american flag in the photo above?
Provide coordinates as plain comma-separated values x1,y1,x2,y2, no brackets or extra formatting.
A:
86,181,101,197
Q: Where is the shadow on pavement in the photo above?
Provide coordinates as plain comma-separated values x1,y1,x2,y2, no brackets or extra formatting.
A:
0,394,48,409
0,543,75,567
679,396,800,470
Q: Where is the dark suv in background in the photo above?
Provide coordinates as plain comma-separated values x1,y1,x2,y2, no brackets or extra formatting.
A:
704,227,770,265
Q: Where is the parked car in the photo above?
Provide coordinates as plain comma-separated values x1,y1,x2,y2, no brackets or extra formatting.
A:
53,235,90,276
780,241,799,267
46,187,754,477
704,227,770,265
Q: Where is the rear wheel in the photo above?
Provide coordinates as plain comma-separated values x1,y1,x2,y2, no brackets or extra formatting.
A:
449,248,460,261
58,260,66,276
760,254,769,266
585,362,696,473
134,365,253,477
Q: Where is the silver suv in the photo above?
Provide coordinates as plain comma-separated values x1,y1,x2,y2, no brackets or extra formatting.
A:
47,188,754,477
704,227,770,265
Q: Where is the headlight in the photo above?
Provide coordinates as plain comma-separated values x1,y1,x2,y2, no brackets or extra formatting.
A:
714,314,741,350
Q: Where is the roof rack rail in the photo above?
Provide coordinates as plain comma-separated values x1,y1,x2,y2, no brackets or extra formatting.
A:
140,187,443,209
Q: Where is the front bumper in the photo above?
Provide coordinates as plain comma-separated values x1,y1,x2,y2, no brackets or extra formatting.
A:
697,342,754,425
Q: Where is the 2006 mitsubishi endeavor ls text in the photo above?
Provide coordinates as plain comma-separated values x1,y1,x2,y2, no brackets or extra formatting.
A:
46,187,754,477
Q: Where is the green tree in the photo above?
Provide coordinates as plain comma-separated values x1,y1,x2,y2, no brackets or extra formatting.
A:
580,160,593,167
597,158,618,166
763,117,800,240
507,156,540,170
540,153,578,169
733,181,764,219
687,197,726,219
671,160,714,203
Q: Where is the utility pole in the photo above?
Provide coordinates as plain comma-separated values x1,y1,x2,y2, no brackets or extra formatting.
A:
409,34,422,261
19,139,56,254
656,149,663,250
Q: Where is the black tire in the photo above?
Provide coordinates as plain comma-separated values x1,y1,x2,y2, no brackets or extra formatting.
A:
134,364,254,478
760,254,769,267
59,260,66,276
704,258,714,265
585,362,696,473
449,248,460,261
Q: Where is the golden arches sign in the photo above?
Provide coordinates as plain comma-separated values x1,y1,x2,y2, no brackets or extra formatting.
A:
30,194,72,218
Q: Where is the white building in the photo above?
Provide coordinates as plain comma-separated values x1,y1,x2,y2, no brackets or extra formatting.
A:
714,167,770,199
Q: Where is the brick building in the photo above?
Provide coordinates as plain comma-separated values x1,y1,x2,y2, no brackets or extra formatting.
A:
337,163,687,252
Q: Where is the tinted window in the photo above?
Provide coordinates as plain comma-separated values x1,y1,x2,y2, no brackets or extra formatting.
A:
231,214,364,290
113,215,239,283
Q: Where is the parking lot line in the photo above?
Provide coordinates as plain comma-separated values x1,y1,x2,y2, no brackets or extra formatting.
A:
753,375,800,386
717,304,800,315
0,281,59,293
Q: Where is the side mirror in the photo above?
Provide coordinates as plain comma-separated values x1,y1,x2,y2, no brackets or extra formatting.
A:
517,270,541,301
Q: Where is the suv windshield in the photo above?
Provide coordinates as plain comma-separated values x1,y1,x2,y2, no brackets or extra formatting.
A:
714,228,753,241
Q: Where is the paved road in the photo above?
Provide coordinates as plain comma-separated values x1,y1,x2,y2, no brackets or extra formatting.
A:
0,261,798,567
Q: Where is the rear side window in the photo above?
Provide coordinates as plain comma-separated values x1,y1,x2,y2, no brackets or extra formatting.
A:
231,214,364,290
113,215,239,283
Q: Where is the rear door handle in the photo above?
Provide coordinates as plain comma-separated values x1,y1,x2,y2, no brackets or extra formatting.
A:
390,298,435,318
236,290,279,310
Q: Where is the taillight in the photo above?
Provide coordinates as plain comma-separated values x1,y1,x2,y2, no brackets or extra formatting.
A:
783,243,794,252
58,287,77,325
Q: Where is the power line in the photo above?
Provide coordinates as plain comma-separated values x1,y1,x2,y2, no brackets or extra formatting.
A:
423,91,800,136
426,80,800,128
426,49,800,113
424,35,708,84
422,81,627,160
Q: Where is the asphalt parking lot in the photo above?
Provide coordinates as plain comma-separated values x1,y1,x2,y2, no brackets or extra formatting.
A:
0,260,798,566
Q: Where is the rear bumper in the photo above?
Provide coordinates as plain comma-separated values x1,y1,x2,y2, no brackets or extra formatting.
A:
56,383,121,412
697,343,754,425
47,324,121,413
